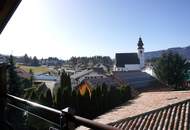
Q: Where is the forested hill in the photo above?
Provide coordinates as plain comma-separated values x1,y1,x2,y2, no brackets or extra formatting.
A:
1,46,190,65
67,56,113,66
145,46,190,61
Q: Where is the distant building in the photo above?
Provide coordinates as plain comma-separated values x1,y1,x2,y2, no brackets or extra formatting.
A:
94,64,110,73
64,69,75,76
0,55,7,63
113,71,161,89
34,73,57,81
114,37,145,71
70,68,106,88
33,73,58,94
16,68,31,79
84,76,119,88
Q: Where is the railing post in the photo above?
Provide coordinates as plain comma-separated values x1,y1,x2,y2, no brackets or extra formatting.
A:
59,111,66,130
0,63,8,126
61,107,75,130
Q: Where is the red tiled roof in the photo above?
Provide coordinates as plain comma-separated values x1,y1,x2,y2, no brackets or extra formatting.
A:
109,98,190,130
16,68,31,79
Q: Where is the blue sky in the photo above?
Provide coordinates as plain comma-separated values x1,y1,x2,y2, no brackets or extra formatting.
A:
0,0,190,59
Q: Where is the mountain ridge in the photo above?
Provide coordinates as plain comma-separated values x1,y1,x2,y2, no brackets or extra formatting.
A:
145,45,190,60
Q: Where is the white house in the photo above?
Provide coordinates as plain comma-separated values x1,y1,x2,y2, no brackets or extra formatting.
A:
114,37,145,71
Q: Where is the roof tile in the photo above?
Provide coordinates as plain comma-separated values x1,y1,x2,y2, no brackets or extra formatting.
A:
109,99,190,130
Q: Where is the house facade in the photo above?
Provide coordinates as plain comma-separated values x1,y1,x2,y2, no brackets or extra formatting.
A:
114,37,145,71
70,68,106,88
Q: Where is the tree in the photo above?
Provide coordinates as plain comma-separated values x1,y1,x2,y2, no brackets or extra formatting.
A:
39,89,53,107
153,51,190,89
23,54,30,65
53,70,72,109
8,55,23,96
29,69,34,87
60,70,71,92
54,87,63,108
31,56,40,66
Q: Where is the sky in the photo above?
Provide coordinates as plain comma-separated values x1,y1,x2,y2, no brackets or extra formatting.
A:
0,0,190,60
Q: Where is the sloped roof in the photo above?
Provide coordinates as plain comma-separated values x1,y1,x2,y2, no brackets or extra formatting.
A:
34,74,57,81
16,68,31,79
116,53,140,67
71,68,105,80
113,71,162,89
71,69,93,79
86,77,119,88
109,98,190,130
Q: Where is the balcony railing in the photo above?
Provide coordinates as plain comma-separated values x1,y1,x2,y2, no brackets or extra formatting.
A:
0,64,119,130
5,94,119,130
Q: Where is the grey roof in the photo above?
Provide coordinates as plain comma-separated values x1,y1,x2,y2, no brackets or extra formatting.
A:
71,69,93,79
86,77,119,87
116,53,140,67
71,68,105,80
113,71,162,89
109,98,190,130
34,74,57,81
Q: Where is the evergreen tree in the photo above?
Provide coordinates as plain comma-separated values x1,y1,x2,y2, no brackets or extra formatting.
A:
29,69,34,87
23,54,30,65
60,71,66,89
8,55,23,96
60,70,72,92
31,56,40,66
52,70,72,109
54,87,63,108
153,51,190,89
39,89,53,107
101,83,108,110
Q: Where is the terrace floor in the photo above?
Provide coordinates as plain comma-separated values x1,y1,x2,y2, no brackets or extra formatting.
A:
77,87,190,129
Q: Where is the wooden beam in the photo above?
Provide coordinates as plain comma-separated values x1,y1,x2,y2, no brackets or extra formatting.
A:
0,0,21,34
0,63,7,122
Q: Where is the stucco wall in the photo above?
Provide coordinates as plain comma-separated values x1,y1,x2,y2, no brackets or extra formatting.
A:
124,64,140,71
115,64,140,71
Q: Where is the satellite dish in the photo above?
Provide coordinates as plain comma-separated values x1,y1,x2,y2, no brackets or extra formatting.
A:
0,0,21,34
